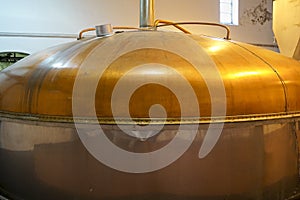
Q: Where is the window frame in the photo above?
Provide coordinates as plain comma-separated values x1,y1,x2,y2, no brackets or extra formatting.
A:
0,52,29,71
220,0,239,26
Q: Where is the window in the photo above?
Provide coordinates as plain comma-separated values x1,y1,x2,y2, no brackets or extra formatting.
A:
220,0,239,25
0,52,29,71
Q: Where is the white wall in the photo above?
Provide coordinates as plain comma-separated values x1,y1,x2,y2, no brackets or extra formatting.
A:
273,0,300,59
0,0,276,54
156,0,275,44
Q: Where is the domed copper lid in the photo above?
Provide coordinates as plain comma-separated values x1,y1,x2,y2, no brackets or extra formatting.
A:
1,30,300,124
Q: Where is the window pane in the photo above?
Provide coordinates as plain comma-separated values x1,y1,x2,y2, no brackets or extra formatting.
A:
220,0,231,3
220,14,232,24
232,0,239,25
221,4,232,13
0,52,29,71
220,0,239,25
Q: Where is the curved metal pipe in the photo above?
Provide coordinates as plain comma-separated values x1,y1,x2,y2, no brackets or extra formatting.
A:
77,26,142,40
154,19,191,34
155,21,231,40
77,28,96,40
140,0,155,28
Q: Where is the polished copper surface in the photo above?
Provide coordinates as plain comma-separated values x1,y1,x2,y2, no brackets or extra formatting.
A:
1,30,300,200
1,31,300,123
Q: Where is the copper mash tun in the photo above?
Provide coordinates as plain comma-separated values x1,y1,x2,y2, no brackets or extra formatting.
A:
1,0,300,199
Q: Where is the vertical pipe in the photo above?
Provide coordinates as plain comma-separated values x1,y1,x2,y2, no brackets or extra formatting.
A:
140,0,154,28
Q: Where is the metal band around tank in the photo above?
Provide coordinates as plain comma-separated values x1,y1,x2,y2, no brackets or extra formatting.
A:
1,110,300,125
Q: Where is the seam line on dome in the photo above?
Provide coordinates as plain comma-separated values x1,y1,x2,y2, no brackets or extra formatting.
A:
229,41,288,112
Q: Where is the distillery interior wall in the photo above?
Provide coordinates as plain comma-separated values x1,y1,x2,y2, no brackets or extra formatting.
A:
0,0,276,54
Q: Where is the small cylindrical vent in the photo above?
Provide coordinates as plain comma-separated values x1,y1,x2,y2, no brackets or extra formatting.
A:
95,24,113,37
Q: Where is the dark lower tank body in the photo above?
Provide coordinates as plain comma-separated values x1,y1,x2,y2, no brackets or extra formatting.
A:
0,116,299,200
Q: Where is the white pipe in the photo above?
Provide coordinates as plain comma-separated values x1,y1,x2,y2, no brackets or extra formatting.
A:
0,32,77,39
